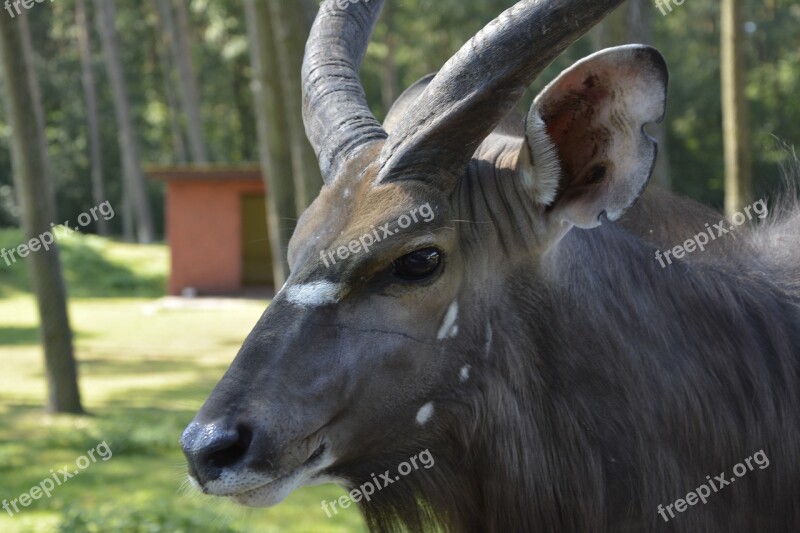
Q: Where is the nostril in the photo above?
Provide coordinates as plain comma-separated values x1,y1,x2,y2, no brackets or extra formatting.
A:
182,422,254,482
206,424,252,469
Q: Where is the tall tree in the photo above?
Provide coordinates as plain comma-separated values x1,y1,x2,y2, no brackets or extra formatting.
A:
94,0,155,243
721,0,753,215
0,11,83,414
76,0,109,235
245,0,298,287
17,13,56,217
265,0,322,212
154,0,189,164
170,0,209,163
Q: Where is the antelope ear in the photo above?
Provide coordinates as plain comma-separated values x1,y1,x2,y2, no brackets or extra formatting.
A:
519,45,668,229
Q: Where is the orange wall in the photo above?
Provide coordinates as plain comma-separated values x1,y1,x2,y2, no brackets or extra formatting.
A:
166,179,264,295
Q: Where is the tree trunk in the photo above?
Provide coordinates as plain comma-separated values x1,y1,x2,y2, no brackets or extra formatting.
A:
122,189,135,242
17,13,57,219
94,0,155,243
245,0,298,287
170,0,209,163
265,0,322,214
75,0,109,235
154,0,189,164
721,0,753,216
0,11,84,414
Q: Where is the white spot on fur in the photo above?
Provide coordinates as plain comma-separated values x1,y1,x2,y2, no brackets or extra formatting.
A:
285,281,342,307
416,402,434,425
521,114,562,206
459,365,471,383
437,301,459,340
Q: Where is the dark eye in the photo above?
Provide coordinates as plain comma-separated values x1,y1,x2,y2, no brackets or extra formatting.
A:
391,248,441,281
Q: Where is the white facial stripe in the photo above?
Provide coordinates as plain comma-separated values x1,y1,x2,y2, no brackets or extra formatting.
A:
416,402,434,426
437,301,459,340
285,281,343,307
459,365,471,383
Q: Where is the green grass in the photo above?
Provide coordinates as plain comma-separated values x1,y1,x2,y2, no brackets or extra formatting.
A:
0,232,367,533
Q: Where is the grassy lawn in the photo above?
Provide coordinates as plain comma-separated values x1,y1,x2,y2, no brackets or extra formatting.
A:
0,231,366,532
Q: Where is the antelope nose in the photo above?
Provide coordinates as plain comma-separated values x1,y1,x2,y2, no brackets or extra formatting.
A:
181,421,253,484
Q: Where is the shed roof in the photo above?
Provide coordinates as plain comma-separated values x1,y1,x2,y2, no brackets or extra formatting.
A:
146,165,263,182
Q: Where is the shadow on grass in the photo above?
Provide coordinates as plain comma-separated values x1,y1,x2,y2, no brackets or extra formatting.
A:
101,370,225,408
0,378,366,532
80,357,211,376
0,327,96,347
0,403,196,473
0,364,221,465
0,326,40,345
61,237,165,298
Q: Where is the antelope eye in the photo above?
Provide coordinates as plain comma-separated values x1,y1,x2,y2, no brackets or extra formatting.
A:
391,247,441,281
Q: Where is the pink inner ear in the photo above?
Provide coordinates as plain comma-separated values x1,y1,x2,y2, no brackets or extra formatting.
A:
540,69,613,204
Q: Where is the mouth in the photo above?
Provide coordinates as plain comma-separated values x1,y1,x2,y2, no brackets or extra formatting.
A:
199,443,334,508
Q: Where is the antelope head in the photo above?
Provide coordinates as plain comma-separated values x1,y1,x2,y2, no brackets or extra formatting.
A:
182,0,667,529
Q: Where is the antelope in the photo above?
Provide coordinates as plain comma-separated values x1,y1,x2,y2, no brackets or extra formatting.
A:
181,0,800,531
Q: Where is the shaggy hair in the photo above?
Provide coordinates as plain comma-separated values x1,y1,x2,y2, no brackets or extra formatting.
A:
335,160,800,533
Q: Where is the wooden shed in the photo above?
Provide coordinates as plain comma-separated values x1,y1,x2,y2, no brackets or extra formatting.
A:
148,165,273,296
